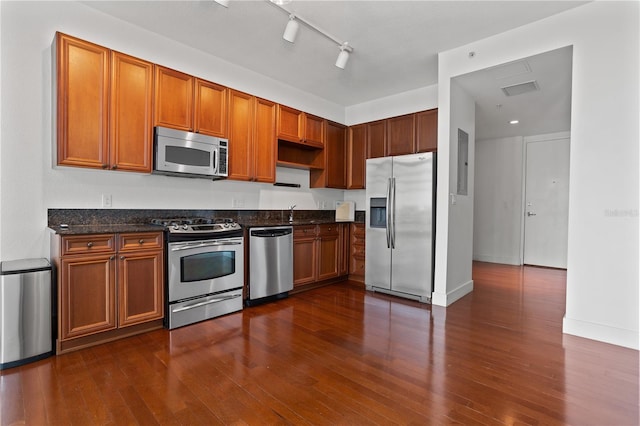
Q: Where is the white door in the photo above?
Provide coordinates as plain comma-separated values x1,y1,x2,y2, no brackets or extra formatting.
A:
523,138,570,268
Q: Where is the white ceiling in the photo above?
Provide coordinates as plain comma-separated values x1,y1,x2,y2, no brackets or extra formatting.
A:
82,0,582,138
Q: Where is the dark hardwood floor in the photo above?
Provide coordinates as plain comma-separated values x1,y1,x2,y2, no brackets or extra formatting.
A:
1,262,638,425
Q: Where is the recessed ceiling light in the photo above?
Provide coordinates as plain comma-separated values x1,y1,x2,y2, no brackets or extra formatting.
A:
510,120,519,124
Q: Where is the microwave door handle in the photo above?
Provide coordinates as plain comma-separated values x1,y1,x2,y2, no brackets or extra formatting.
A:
212,149,218,173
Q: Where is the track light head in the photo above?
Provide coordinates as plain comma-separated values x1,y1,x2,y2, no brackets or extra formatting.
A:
283,15,299,43
335,43,352,69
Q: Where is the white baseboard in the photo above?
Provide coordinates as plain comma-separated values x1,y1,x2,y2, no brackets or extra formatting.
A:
473,254,521,265
432,280,474,307
563,316,639,350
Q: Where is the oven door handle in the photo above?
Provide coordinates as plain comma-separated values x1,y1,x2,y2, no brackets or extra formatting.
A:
172,294,242,313
171,241,243,251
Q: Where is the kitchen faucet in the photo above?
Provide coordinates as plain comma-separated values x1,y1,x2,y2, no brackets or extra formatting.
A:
288,204,296,223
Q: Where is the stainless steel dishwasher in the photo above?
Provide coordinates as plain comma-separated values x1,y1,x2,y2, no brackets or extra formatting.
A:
247,226,293,306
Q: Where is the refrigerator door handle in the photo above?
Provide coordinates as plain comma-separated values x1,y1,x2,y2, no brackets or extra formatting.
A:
390,177,396,249
386,178,392,248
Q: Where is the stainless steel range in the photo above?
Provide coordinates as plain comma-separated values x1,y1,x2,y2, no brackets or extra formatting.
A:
152,217,244,329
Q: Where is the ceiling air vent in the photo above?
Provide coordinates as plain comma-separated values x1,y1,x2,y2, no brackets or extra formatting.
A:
501,80,539,97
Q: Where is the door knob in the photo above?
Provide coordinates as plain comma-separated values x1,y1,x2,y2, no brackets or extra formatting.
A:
527,211,537,217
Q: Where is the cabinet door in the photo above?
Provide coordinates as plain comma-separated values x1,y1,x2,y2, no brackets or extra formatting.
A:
59,255,116,340
154,66,194,131
293,236,317,286
253,98,277,183
56,33,110,169
304,114,325,148
348,124,366,189
227,90,254,181
325,121,347,188
338,223,350,276
277,104,304,143
118,250,164,327
386,114,416,156
415,109,438,153
195,79,228,137
110,52,153,173
367,120,386,159
350,223,366,282
317,225,339,281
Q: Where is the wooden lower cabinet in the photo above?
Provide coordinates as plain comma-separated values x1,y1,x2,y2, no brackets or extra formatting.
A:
59,254,116,340
349,223,365,282
117,250,164,327
293,223,349,289
53,232,164,353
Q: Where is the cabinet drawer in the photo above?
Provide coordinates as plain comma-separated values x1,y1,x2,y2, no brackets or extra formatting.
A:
294,225,317,238
351,223,365,238
61,234,115,256
350,257,365,276
318,224,339,236
118,232,164,252
352,243,365,257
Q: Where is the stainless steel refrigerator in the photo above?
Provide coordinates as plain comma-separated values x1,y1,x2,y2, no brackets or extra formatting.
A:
365,153,435,303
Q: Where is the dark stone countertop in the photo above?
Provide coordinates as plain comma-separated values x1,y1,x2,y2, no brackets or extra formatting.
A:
49,224,165,235
47,208,365,235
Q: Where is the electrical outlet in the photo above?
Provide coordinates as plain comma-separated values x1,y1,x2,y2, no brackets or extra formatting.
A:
232,198,244,208
102,194,112,208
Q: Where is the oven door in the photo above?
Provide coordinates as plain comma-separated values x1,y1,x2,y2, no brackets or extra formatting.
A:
167,237,243,303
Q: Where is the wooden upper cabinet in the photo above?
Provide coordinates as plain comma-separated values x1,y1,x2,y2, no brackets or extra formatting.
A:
304,114,325,148
56,33,110,169
325,121,346,188
277,104,304,143
110,52,153,172
310,121,346,188
228,90,253,182
252,98,277,183
415,108,438,152
348,124,366,189
194,79,228,137
154,66,194,131
386,114,415,156
367,120,386,159
56,33,152,172
277,104,325,148
228,90,276,183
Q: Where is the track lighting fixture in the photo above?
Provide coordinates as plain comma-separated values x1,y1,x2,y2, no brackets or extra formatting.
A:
213,0,229,7
283,15,299,43
267,0,354,69
335,43,352,69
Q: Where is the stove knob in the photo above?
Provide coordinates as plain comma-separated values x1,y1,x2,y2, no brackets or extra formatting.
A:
172,224,179,230
223,223,230,228
182,224,189,230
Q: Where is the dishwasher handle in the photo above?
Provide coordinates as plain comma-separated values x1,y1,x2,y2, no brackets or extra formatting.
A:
250,228,293,238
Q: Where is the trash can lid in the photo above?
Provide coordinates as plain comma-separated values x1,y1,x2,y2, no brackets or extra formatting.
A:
0,258,51,275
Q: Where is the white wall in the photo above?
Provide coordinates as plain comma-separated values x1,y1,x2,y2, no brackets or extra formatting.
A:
0,1,346,261
437,1,639,349
345,85,438,126
473,136,524,265
432,79,475,306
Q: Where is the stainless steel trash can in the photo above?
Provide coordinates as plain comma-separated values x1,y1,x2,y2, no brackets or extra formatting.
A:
0,258,54,369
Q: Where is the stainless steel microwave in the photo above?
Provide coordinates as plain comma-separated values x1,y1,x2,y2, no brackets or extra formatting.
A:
153,126,228,179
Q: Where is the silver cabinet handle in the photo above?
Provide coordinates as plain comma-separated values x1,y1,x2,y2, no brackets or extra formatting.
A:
527,212,537,217
87,242,93,248
172,294,241,313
